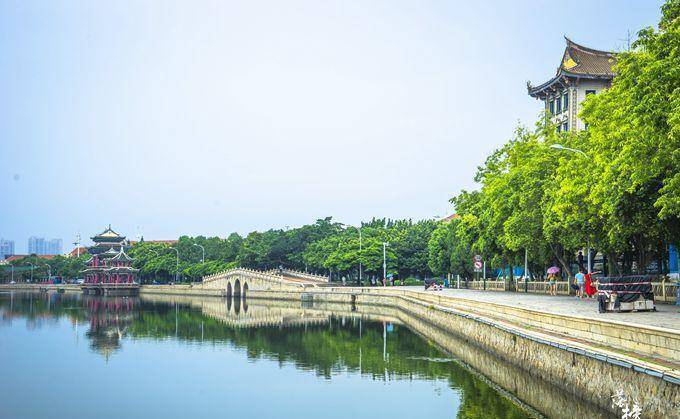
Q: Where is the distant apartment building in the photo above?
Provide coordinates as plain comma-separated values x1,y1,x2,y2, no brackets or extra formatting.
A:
528,38,616,132
28,237,63,255
0,239,15,259
48,239,63,255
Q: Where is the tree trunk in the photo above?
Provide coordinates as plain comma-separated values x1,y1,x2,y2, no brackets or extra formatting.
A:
608,251,622,276
550,243,573,279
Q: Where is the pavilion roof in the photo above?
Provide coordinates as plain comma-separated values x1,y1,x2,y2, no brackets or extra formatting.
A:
91,225,126,242
110,248,133,262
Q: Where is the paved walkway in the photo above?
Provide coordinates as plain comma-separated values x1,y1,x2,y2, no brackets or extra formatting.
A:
402,286,680,331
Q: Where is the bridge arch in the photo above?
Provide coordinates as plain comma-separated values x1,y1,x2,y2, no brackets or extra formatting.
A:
234,279,241,299
242,283,249,313
226,282,233,300
233,288,241,315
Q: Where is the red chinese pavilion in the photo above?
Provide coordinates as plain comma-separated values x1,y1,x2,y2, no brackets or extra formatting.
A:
83,225,138,284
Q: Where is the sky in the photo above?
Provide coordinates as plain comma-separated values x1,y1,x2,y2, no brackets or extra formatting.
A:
0,0,665,252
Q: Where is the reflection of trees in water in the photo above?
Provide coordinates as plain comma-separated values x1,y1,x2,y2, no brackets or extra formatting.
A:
0,291,87,326
130,299,531,418
0,293,533,417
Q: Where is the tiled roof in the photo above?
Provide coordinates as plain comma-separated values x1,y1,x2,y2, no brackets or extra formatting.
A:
69,247,89,257
91,224,125,241
528,38,616,98
560,38,616,76
441,214,460,223
110,248,133,262
129,240,178,245
5,254,58,262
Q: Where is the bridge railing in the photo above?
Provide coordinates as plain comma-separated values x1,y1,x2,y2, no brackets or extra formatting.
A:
201,267,309,288
279,269,329,283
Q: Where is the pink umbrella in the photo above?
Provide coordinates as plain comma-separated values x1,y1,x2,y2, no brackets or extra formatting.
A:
547,266,560,274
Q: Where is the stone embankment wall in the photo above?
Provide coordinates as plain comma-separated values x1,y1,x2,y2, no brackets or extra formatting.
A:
242,288,679,418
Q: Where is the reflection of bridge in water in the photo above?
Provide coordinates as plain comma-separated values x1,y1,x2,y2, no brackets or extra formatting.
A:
142,293,400,330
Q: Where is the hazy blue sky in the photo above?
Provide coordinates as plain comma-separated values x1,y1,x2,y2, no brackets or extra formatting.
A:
0,0,664,252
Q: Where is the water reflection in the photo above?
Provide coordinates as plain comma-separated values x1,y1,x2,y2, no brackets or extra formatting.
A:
0,291,614,419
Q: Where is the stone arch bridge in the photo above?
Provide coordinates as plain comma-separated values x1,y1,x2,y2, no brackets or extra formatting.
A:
199,268,329,300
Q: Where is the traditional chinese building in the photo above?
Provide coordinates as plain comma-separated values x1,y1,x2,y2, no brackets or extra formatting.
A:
527,37,616,132
83,226,138,284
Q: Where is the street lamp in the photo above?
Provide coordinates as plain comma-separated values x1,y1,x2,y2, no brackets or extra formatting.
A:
382,242,389,287
168,247,179,283
42,263,52,282
358,228,362,286
192,243,205,264
549,143,588,157
551,143,592,273
25,262,35,283
340,223,363,286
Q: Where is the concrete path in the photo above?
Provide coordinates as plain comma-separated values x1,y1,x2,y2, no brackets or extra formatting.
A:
402,286,680,331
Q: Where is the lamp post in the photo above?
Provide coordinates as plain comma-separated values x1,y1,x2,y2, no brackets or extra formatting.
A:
340,223,363,286
42,263,52,282
168,247,179,283
25,263,35,283
193,243,205,264
549,143,589,157
550,143,592,274
382,242,389,286
358,228,362,286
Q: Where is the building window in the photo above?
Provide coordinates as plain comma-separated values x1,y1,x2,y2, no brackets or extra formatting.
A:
563,91,569,110
586,89,596,96
556,96,562,114
563,122,569,132
549,99,555,115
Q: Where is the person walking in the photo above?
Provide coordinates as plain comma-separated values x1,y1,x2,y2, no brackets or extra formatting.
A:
577,251,585,272
547,273,557,296
574,269,586,299
584,271,598,298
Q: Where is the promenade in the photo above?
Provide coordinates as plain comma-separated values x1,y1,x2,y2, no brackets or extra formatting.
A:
404,287,680,332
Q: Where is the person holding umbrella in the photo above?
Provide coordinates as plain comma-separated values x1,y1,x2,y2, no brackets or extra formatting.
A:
547,266,560,296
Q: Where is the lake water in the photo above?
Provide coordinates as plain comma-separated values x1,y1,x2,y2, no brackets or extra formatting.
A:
0,291,610,418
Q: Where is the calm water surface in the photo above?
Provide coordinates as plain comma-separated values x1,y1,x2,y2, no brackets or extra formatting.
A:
0,291,537,418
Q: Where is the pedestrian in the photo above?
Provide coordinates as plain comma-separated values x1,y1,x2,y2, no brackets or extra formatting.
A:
342,276,346,286
584,271,598,298
574,269,586,298
547,273,557,296
577,251,585,272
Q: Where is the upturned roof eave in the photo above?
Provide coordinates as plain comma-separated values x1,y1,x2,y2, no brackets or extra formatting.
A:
528,70,614,98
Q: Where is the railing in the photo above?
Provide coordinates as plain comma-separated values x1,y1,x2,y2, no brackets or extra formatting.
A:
467,280,507,292
201,267,308,288
81,283,139,287
652,279,678,303
279,269,329,283
464,278,677,302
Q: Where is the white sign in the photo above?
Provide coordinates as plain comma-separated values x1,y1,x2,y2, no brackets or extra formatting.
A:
474,261,483,272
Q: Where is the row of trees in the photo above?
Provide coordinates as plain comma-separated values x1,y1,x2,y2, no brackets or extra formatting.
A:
0,254,90,283
427,1,679,280
128,217,437,283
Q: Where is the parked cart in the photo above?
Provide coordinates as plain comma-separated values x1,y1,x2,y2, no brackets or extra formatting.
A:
597,275,656,313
